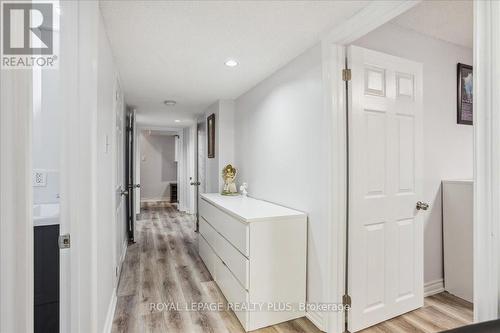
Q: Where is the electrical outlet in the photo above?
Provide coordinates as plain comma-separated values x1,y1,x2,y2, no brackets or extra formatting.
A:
33,170,47,187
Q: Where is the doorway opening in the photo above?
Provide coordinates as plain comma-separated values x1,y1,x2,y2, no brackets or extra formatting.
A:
343,1,474,332
33,67,61,333
138,129,180,210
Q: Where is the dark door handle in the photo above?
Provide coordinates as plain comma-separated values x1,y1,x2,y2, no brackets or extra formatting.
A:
190,182,201,186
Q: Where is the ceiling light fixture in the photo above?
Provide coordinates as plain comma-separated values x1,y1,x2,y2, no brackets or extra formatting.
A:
174,120,181,123
164,100,177,106
224,59,238,67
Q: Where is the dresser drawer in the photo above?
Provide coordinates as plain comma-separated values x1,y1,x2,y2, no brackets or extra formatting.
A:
200,198,249,256
198,235,216,279
200,218,250,290
199,217,218,250
215,256,249,330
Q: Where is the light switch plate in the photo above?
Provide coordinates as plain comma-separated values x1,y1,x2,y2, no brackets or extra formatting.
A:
33,170,47,187
105,135,110,154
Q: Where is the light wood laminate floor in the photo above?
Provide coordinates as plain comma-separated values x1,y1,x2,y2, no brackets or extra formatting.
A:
359,292,472,333
112,203,472,333
112,202,321,333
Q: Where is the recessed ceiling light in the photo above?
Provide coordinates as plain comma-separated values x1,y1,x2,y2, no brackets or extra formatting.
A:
224,59,238,67
174,119,181,123
164,100,176,106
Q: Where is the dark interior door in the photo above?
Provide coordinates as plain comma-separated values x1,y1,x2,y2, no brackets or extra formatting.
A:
194,123,202,231
192,122,206,231
125,108,135,243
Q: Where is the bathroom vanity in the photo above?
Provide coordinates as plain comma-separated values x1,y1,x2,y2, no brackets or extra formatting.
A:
34,203,60,333
198,193,307,331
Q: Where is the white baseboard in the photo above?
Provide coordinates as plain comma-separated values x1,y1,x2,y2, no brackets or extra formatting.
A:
140,198,170,203
103,241,128,333
102,287,117,333
119,240,127,268
424,278,445,297
306,310,326,332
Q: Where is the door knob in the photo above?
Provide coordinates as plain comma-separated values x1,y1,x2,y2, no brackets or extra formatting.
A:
120,188,128,196
416,201,429,211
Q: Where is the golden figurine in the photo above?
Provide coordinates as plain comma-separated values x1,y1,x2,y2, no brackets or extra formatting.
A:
221,164,238,195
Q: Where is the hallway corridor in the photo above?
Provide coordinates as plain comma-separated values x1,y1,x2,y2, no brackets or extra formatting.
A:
111,203,321,333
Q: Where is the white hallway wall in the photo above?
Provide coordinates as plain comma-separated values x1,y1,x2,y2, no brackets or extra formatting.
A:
33,68,61,205
233,44,329,324
353,23,474,285
202,102,219,193
139,133,177,201
201,100,235,194
97,10,127,332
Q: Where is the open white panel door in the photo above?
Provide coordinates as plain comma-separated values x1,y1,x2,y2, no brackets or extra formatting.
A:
347,46,424,332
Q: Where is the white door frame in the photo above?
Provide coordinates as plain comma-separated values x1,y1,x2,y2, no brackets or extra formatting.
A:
321,2,421,331
134,125,187,211
2,1,499,332
473,0,500,323
0,67,34,333
323,0,499,331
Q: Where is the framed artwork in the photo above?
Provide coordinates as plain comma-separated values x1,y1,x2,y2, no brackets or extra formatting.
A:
207,113,215,158
457,63,473,125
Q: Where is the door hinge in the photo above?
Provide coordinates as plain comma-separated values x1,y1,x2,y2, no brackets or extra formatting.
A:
342,68,352,81
343,294,351,307
343,293,352,333
59,234,71,249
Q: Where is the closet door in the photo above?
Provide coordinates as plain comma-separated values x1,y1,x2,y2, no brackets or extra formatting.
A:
348,46,424,332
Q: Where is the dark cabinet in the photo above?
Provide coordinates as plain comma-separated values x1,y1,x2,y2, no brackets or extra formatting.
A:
34,225,59,333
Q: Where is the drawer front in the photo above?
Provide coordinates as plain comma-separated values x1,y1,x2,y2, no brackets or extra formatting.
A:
200,217,249,290
198,235,216,279
215,256,249,331
199,217,218,250
200,198,249,256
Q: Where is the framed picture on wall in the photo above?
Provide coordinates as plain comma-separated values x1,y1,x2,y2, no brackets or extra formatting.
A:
457,63,473,125
207,113,215,158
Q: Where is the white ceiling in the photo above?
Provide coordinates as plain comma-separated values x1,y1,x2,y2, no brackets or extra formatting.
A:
99,0,370,127
391,0,473,49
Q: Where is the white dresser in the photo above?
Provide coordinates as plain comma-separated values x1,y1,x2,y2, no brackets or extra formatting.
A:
198,193,307,331
442,180,473,302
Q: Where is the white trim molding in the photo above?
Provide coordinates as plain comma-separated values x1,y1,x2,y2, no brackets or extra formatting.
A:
322,41,348,333
102,288,118,333
0,64,34,333
473,0,500,323
103,240,128,333
140,198,172,203
321,2,421,332
424,279,445,297
322,0,420,45
306,310,326,332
